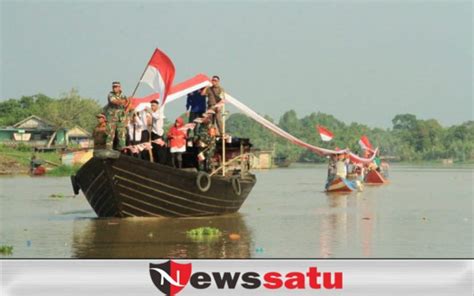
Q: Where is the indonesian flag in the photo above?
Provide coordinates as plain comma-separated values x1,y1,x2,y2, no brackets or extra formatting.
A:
130,74,211,111
316,125,334,142
358,135,373,151
140,48,176,105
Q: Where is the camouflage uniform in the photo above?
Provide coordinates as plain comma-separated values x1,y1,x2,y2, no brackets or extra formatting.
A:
104,91,129,150
93,121,107,150
194,122,216,171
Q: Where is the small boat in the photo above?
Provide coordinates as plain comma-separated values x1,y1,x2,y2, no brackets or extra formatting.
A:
326,177,357,193
31,165,46,176
273,156,292,168
364,169,388,184
71,139,257,218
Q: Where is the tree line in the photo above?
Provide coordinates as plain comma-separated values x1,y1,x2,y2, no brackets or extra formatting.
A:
1,92,472,162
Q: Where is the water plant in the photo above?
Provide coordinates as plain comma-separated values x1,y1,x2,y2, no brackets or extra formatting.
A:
186,227,222,242
0,245,13,255
49,193,65,199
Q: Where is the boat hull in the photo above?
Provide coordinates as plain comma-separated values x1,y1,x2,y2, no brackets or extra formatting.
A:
365,169,388,184
326,177,356,193
72,154,257,218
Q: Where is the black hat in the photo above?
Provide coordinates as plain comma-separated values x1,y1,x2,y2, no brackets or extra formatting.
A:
112,81,121,86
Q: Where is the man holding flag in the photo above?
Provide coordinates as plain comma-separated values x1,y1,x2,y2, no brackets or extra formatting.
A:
104,81,129,150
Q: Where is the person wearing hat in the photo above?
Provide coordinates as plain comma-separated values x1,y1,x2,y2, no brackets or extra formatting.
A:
104,81,129,150
93,113,107,150
201,75,225,136
193,116,217,172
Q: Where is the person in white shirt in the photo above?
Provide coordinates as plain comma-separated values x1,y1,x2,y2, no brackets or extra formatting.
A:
140,100,167,164
125,112,145,158
335,153,348,179
127,112,144,145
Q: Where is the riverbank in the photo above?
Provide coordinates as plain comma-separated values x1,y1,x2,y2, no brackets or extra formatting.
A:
0,145,80,176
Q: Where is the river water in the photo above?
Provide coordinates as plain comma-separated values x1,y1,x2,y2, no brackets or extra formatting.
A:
0,164,472,258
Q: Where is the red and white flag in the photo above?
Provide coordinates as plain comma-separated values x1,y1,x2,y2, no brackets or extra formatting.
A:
358,135,373,151
140,48,176,105
316,125,334,142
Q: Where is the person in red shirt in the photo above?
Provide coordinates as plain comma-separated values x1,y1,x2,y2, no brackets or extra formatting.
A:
167,117,187,168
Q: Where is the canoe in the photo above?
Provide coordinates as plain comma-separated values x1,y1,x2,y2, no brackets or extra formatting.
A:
365,169,388,184
326,177,357,193
71,151,257,218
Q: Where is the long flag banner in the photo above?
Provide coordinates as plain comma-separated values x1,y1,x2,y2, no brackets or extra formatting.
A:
130,73,377,163
131,74,211,111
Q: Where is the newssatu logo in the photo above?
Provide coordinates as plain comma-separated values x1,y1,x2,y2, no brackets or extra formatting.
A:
149,260,343,296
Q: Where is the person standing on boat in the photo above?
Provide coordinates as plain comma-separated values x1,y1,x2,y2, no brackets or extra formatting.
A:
194,117,217,172
93,113,107,150
141,100,167,164
104,81,129,150
125,112,145,158
186,89,207,123
201,75,225,136
167,117,187,169
127,112,144,146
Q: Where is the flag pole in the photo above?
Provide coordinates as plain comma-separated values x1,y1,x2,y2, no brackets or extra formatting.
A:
126,49,158,111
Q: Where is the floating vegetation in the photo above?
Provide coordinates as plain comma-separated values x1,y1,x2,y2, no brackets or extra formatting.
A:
0,245,13,255
49,193,65,199
186,227,222,242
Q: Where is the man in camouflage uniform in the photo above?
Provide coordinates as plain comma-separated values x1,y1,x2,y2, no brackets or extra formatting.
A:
201,75,225,136
194,117,217,172
93,113,107,149
104,81,129,150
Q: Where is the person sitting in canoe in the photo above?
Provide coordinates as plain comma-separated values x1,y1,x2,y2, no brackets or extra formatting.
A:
335,153,348,179
325,154,337,189
167,117,187,169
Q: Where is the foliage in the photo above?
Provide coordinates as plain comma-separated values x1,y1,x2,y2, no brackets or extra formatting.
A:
0,90,102,133
47,165,81,176
2,93,472,163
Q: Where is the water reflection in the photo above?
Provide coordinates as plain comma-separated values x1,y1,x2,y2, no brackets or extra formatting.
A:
319,192,375,257
72,213,252,258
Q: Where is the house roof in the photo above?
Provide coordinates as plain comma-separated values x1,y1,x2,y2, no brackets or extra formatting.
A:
67,126,91,138
13,115,55,130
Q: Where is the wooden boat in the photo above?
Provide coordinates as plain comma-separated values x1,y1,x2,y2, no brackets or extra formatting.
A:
71,141,257,218
326,177,357,193
364,169,388,184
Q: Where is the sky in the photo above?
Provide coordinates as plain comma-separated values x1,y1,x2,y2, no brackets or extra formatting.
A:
1,0,472,128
